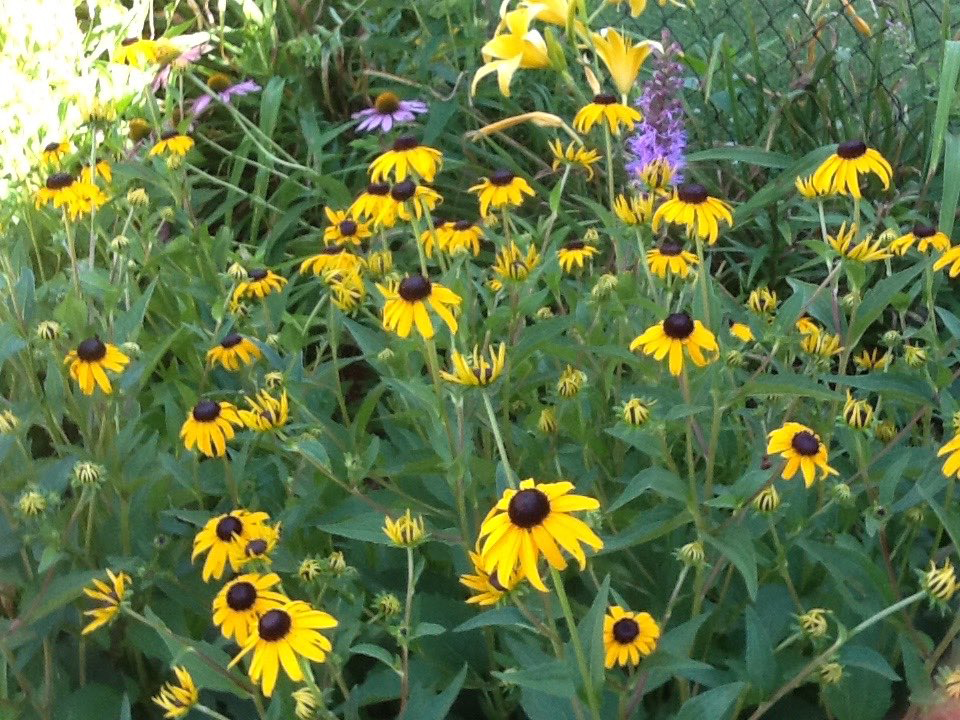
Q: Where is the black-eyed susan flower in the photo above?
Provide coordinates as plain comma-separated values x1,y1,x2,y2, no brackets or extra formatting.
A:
114,37,159,67
327,269,366,313
81,569,130,634
377,275,460,340
843,391,874,429
937,666,960,699
753,485,781,513
652,183,733,246
237,522,282,566
351,182,392,220
549,139,601,180
292,687,319,720
853,348,890,372
37,320,61,340
64,338,130,396
800,328,843,358
298,557,323,583
620,397,651,426
469,170,535,218
730,322,754,343
383,509,426,547
299,245,363,276
440,344,506,386
233,268,287,302
460,550,514,605
637,158,675,193
152,666,198,719
827,223,891,263
323,208,371,246
471,8,549,97
557,239,600,273
557,364,586,397
65,181,108,220
18,489,47,517
630,312,717,376
238,389,289,432
149,129,195,157
747,287,778,315
212,573,287,645
229,600,338,696
890,224,951,256
371,592,402,618
180,399,244,458
592,28,657,97
376,180,442,227
490,242,540,291
192,510,271,582
420,221,453,258
72,461,104,488
41,140,70,166
591,272,618,299
447,220,484,256
795,315,819,336
614,192,655,225
933,245,960,277
603,606,660,668
810,140,892,198
36,172,77,211
538,407,557,434
573,93,642,136
797,608,829,638
676,540,705,568
646,241,697,279
128,117,152,142
923,560,957,604
366,250,393,276
794,174,831,200
477,478,602,592
904,344,926,368
369,136,442,183
206,333,261,371
766,422,837,487
937,429,960,478
819,662,844,685
80,158,112,185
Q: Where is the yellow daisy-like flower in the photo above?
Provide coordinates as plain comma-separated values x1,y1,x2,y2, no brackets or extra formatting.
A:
933,244,960,277
646,241,698,279
149,130,195,157
327,269,366,313
229,600,338,697
637,158,675,193
35,172,78,211
800,328,843,357
80,159,112,185
41,140,71,166
192,510,271,582
490,242,541,291
67,181,108,220
652,183,734,246
152,666,199,719
299,245,364,276
114,37,159,67
936,429,960,478
797,608,829,637
794,174,831,199
557,239,600,273
538,407,558,433
366,250,393,276
420,221,453,258
470,170,536,218
904,344,926,368
747,287,778,315
234,522,282,566
238,389,290,432
81,569,130,634
460,550,515,605
206,333,262,371
293,687,320,720
937,666,960,700
557,364,586,397
180,400,244,458
630,312,718,376
810,140,893,199
889,223,951,256
842,390,874,429
471,8,550,97
549,139,601,180
440,344,506,386
614,192,655,225
827,223,891,263
620,397,651,426
322,208,372,246
447,220,484,256
573,93,642,136
603,606,660,668
592,28,657,98
233,268,288,302
477,478,603,592
730,322,755,343
766,422,838,487
383,509,427,547
350,182,392,220
853,348,890,372
376,275,461,340
795,315,819,336
212,572,287,645
369,136,442,183
923,560,957,603
375,180,442,227
64,338,130,396
753,485,781,513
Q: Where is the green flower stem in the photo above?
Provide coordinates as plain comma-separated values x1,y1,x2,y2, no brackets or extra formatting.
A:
223,456,239,505
767,518,803,611
399,546,415,715
62,209,82,297
633,227,657,298
745,590,926,720
196,705,233,720
549,566,602,720
328,302,352,426
407,211,431,276
602,126,619,269
694,236,711,328
83,487,97,564
481,391,517,488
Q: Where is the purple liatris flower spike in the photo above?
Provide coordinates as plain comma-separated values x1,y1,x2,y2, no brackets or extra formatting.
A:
626,32,687,189
352,91,428,133
191,79,262,117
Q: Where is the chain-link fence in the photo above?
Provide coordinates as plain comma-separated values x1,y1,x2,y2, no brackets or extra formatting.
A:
629,1,958,150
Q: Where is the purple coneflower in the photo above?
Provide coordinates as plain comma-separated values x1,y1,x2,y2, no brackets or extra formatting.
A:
352,92,428,133
191,76,262,117
625,33,687,188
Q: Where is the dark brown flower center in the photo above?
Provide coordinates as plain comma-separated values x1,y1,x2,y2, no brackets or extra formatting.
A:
836,140,867,159
564,240,586,251
474,366,494,383
454,220,473,231
44,141,61,153
246,539,268,556
367,182,390,196
76,337,106,362
391,180,416,201
248,268,268,281
507,488,551,528
374,92,400,114
677,183,708,204
663,312,694,339
322,245,345,255
121,38,138,46
490,169,515,187
593,93,617,105
393,135,418,152
226,581,257,610
489,573,507,592
791,430,820,456
339,220,357,236
914,224,936,238
659,241,682,257
220,333,242,348
46,172,74,189
193,400,221,423
215,515,243,541
613,617,640,644
398,275,431,302
258,609,291,641
160,129,179,141
207,73,232,92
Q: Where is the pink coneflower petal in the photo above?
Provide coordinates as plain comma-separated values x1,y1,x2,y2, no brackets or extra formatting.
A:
223,79,261,100
401,101,429,113
351,108,377,120
392,110,415,124
191,95,213,116
381,115,394,132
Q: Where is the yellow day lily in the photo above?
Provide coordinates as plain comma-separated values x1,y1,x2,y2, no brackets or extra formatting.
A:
472,8,550,97
592,28,661,98
506,0,572,26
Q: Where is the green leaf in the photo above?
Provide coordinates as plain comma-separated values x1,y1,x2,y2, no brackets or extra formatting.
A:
838,645,900,681
847,264,924,349
579,574,610,690
941,132,960,237
821,668,891,720
927,40,960,179
674,681,745,720
411,622,446,639
609,467,686,510
738,374,838,402
745,607,776,694
493,660,576,698
453,607,529,632
916,483,960,553
687,146,792,169
402,664,467,720
350,643,397,670
705,527,758,599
